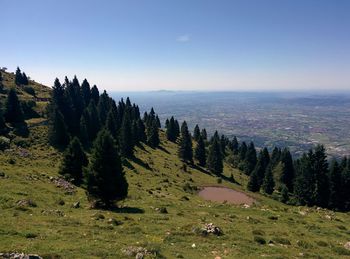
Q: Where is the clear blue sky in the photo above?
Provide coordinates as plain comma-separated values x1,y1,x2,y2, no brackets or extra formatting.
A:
2,0,350,91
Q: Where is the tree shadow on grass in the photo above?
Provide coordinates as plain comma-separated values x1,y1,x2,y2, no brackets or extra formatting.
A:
130,156,152,171
123,159,135,170
158,145,170,154
110,206,145,214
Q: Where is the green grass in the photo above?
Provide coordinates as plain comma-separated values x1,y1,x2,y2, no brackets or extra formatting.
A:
1,123,350,258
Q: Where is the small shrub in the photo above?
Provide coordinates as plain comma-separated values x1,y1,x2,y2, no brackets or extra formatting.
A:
0,136,10,151
25,232,38,239
297,240,312,249
254,235,266,244
268,215,278,220
332,247,350,256
315,240,328,247
217,178,222,184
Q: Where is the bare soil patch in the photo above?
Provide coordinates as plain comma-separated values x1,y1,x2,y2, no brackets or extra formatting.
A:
198,186,255,205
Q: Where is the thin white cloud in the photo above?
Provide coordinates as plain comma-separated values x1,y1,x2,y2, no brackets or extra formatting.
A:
176,34,190,43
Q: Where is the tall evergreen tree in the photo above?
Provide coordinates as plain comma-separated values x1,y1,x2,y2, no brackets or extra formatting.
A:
200,128,207,141
147,120,160,148
85,129,128,207
262,165,275,194
22,72,29,85
328,159,342,210
166,116,177,142
4,88,25,124
15,67,23,85
312,145,329,207
90,85,100,104
194,135,206,166
105,110,118,139
81,79,91,106
59,137,88,185
293,153,314,206
97,90,111,125
279,148,294,191
87,101,100,141
342,160,350,210
247,169,260,192
207,136,223,175
174,119,180,139
119,109,134,157
165,118,169,129
79,113,90,148
243,142,257,175
137,119,146,143
230,136,239,154
48,109,70,148
239,142,248,161
193,124,200,141
252,151,266,187
0,108,7,134
178,121,193,163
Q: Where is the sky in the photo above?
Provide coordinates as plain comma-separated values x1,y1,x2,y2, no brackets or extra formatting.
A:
1,0,350,91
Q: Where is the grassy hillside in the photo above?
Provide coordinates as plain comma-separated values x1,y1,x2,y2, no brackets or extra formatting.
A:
0,70,51,115
1,119,350,258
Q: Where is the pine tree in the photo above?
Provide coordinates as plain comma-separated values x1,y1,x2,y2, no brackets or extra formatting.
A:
105,110,118,139
97,90,111,125
243,142,257,175
119,109,134,157
147,120,160,148
48,109,70,148
178,121,193,163
90,85,100,104
207,136,223,175
194,135,206,166
280,184,289,203
166,116,177,142
87,101,100,141
262,165,275,194
230,136,239,154
279,148,294,191
156,115,161,128
165,118,169,129
293,153,314,206
59,137,88,185
15,67,23,85
342,160,350,210
0,108,7,134
328,159,342,210
193,124,200,141
137,119,146,143
270,147,281,169
22,73,29,85
200,128,207,141
81,79,91,106
247,169,260,192
4,88,25,124
312,145,329,207
251,151,266,188
239,141,247,161
79,113,89,148
0,71,3,93
85,129,128,207
174,119,180,139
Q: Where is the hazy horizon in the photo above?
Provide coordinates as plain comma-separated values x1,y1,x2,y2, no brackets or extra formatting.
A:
2,0,350,91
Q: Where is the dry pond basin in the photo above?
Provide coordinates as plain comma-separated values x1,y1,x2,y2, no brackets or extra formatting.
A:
198,186,255,205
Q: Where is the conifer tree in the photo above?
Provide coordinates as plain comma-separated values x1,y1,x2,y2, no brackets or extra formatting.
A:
328,159,342,210
194,135,206,166
252,151,266,188
200,128,207,141
342,160,350,210
247,169,260,192
156,115,161,128
48,109,70,148
166,116,177,142
312,145,329,207
87,101,100,141
81,79,91,106
193,124,200,141
105,110,118,139
174,119,180,139
279,148,294,191
59,137,88,185
293,153,314,206
137,119,146,143
15,67,23,85
270,147,281,169
165,118,169,129
230,136,239,154
262,165,275,194
0,108,7,134
207,136,223,175
91,85,100,104
97,91,111,125
22,73,29,85
85,129,128,207
4,88,25,124
243,142,257,175
239,141,248,161
147,120,160,147
178,121,193,163
119,109,134,157
79,113,90,148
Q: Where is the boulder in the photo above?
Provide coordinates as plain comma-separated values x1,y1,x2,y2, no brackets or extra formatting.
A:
344,242,350,250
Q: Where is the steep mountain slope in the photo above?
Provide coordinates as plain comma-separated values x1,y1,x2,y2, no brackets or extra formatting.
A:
1,121,350,258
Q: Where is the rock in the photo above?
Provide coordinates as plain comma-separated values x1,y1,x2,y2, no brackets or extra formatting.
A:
121,246,149,257
16,199,37,208
159,207,168,214
135,253,144,259
242,204,250,209
0,171,6,178
0,253,42,259
191,243,196,248
50,177,76,194
344,242,350,250
107,218,122,226
72,202,80,208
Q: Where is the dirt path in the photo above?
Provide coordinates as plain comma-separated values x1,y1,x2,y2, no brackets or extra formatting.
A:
198,186,255,205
